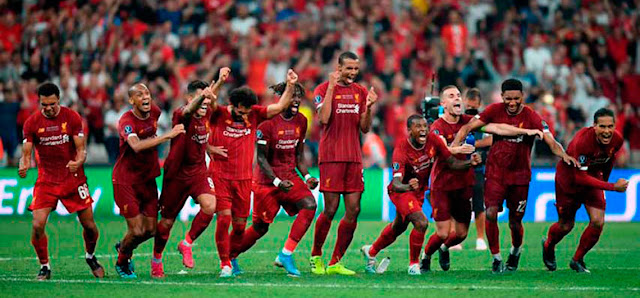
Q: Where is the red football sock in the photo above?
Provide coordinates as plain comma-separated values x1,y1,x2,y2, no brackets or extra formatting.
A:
82,228,98,255
573,225,603,261
31,235,49,265
486,220,500,254
329,219,357,266
510,221,524,249
285,209,315,252
311,213,332,257
409,229,426,265
370,223,397,257
545,222,570,250
153,223,171,258
215,215,232,267
230,221,247,257
230,226,264,259
443,231,465,248
424,233,444,256
187,211,214,243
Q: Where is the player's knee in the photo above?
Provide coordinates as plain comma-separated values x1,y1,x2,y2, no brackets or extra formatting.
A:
590,219,605,229
323,209,337,220
345,205,361,219
456,230,468,240
485,208,499,221
436,229,449,240
200,200,216,215
31,222,46,236
413,219,428,232
301,197,317,211
131,226,146,239
559,220,575,232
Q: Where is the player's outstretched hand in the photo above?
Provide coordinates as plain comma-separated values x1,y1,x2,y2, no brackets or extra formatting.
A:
168,124,186,138
208,145,228,158
614,178,629,192
329,71,340,88
66,160,81,173
526,129,544,139
457,144,475,155
287,69,298,84
219,67,231,82
408,178,419,191
279,180,294,192
18,160,28,178
366,87,378,108
562,154,579,167
470,153,482,166
306,177,319,190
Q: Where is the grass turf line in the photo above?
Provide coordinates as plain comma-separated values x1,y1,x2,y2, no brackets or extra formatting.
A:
0,217,638,297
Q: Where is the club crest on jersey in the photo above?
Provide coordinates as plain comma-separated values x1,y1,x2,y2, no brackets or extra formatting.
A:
314,95,322,104
61,122,67,133
355,94,360,103
124,125,133,134
256,129,263,139
392,162,400,171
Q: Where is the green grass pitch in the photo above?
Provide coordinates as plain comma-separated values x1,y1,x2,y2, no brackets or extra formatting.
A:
0,217,638,297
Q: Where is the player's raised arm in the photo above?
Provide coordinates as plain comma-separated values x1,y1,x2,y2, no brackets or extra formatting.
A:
317,71,339,125
359,87,377,133
482,123,544,139
266,69,298,119
126,123,185,153
452,117,486,146
207,67,231,113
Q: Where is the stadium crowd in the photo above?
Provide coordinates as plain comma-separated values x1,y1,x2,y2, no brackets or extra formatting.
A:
1,0,640,167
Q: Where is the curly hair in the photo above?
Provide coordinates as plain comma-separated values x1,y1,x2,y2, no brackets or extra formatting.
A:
269,82,306,98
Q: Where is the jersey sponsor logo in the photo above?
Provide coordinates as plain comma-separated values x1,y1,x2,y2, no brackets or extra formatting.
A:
124,125,133,135
256,129,263,139
392,162,400,171
39,134,70,146
191,133,209,144
222,126,251,138
336,103,359,114
275,139,299,149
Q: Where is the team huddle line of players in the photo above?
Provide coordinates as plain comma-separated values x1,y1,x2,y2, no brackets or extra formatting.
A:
18,52,629,280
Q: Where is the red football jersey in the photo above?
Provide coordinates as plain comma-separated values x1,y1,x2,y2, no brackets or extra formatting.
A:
387,133,452,193
255,113,307,184
477,103,548,185
112,104,162,185
22,107,86,185
556,127,623,193
208,105,268,180
314,81,368,163
430,115,475,191
163,107,211,179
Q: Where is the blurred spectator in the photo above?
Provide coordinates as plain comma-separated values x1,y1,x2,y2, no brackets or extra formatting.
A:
0,0,638,167
104,92,128,164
